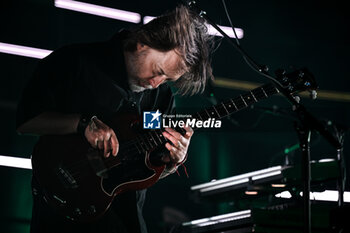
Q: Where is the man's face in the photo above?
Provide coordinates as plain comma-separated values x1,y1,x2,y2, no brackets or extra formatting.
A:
125,43,185,92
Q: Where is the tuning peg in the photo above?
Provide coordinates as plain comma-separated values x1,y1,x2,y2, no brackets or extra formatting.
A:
309,90,317,100
293,95,301,103
259,65,269,73
298,70,305,78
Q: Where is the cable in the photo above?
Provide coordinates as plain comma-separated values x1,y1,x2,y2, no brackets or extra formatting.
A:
221,0,286,88
221,0,240,46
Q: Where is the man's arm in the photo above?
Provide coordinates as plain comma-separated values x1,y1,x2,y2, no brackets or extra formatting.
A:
17,112,119,158
17,112,80,135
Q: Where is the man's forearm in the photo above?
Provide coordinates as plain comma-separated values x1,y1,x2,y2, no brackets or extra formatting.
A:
17,112,80,135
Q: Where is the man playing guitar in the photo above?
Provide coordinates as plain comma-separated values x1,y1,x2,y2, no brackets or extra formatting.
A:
16,5,213,233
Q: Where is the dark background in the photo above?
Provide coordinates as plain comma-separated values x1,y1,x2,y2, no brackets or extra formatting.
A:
0,0,349,232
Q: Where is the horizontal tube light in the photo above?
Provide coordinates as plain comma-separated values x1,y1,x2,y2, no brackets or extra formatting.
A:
182,210,251,227
0,155,32,170
276,190,350,203
143,16,155,24
200,178,249,193
251,170,282,181
0,42,52,59
55,0,141,23
207,24,244,39
191,166,282,191
143,16,244,39
271,184,287,188
275,191,292,199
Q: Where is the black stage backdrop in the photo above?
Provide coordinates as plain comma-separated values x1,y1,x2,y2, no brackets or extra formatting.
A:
0,0,349,232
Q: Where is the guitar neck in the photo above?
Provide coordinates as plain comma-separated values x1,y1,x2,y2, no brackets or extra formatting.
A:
194,82,279,121
104,82,279,167
134,82,279,151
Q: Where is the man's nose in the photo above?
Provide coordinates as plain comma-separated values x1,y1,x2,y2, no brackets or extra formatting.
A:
149,75,165,88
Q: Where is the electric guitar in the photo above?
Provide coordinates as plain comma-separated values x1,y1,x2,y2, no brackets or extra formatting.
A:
31,68,317,221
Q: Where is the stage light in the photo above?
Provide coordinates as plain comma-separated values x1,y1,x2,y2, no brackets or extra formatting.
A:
191,166,282,193
271,184,286,188
318,158,335,163
207,24,244,39
143,16,244,39
199,178,249,193
245,191,258,195
143,16,155,24
0,42,52,59
276,190,350,203
252,170,282,181
275,191,292,199
0,155,32,170
55,0,141,23
182,210,251,227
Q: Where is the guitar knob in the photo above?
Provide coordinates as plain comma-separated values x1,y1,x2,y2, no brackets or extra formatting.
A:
74,208,82,216
304,81,311,87
309,90,317,100
66,215,74,221
88,205,96,214
293,95,301,103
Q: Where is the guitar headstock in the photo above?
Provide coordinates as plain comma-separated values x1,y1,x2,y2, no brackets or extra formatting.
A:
275,68,319,95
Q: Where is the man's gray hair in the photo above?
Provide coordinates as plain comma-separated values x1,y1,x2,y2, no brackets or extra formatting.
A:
123,5,214,96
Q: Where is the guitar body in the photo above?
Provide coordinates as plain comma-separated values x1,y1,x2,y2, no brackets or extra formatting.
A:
31,113,166,222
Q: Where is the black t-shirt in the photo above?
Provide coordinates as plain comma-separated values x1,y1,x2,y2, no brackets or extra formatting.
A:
17,31,175,126
17,31,175,233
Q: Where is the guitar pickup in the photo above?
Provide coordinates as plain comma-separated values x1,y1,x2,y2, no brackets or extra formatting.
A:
56,166,78,189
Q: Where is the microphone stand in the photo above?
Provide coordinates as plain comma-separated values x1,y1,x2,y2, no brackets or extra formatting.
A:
187,2,344,233
187,1,267,74
333,124,346,207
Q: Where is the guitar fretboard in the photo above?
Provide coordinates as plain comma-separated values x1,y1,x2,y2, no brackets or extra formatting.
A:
194,83,278,121
104,82,279,168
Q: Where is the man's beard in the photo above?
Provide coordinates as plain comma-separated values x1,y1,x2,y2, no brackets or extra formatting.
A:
125,50,153,92
128,78,153,92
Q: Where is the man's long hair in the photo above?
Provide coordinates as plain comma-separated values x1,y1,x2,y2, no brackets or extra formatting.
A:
123,5,214,96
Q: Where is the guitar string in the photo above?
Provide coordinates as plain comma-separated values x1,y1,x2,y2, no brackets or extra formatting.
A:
67,84,277,178
66,128,166,173
65,84,278,179
65,130,167,177
64,129,163,170
68,86,276,179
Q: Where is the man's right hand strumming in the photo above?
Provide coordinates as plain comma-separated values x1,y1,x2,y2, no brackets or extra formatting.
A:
84,116,119,158
17,112,119,158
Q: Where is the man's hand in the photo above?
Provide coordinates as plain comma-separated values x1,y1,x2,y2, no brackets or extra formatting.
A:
84,116,119,158
161,126,194,164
